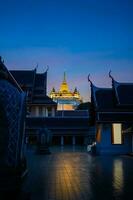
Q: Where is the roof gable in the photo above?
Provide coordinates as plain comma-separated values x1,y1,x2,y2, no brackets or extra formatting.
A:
95,88,114,110
113,80,133,106
10,70,35,87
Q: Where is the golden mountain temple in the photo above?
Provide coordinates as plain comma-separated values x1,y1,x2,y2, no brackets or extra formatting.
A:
50,73,82,110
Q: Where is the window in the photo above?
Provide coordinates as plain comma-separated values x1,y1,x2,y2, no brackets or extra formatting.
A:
112,124,122,144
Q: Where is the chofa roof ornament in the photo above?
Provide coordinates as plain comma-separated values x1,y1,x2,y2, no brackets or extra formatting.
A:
0,56,4,64
109,70,114,80
35,63,38,71
88,74,93,86
46,65,49,73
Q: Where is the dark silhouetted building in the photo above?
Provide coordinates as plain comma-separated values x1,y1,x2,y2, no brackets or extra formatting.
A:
89,73,133,154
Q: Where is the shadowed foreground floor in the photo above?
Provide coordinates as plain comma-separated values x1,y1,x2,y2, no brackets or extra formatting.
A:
21,146,133,200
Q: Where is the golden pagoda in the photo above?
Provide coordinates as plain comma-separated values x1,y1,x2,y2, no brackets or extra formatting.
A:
50,72,82,110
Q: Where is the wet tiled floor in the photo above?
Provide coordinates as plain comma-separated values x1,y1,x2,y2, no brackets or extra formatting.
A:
22,146,133,200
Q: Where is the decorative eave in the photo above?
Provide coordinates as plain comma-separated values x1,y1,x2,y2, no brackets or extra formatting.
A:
88,74,101,109
109,70,120,105
109,70,133,106
96,111,133,123
0,56,22,92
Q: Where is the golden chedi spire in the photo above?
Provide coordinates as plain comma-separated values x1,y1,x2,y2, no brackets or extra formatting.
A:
59,72,69,92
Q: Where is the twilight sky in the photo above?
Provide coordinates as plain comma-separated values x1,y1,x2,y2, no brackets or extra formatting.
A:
0,0,133,101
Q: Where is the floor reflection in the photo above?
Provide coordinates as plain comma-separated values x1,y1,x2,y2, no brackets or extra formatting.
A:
113,159,124,196
22,146,133,200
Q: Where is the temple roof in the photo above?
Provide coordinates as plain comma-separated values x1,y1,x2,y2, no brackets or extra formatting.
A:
113,80,133,106
34,73,47,88
89,74,133,123
91,86,114,111
0,58,22,92
10,69,47,95
31,95,57,105
10,70,36,87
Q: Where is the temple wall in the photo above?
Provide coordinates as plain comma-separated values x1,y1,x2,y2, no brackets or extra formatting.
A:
96,124,132,155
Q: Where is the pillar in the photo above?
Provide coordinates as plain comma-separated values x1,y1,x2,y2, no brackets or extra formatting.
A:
36,106,39,116
61,136,64,146
45,108,48,117
42,107,46,117
72,136,76,145
52,107,55,117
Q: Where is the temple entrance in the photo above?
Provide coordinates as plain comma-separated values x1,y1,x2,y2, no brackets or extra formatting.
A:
52,136,60,145
28,135,38,144
64,136,72,145
76,136,84,145
52,135,86,146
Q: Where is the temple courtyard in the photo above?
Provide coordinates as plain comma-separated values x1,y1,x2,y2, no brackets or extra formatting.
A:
20,146,133,200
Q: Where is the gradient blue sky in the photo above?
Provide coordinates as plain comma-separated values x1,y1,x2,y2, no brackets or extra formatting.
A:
0,0,133,101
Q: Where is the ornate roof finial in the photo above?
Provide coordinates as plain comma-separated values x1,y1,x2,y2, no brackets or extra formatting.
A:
52,87,55,92
88,74,92,85
74,87,78,93
63,71,66,82
0,56,4,64
35,63,38,71
109,70,114,80
46,65,49,72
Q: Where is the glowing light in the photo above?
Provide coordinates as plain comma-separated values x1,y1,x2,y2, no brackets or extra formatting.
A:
112,124,122,144
113,159,124,195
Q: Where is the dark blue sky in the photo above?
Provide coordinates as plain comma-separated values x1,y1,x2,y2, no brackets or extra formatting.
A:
0,0,133,101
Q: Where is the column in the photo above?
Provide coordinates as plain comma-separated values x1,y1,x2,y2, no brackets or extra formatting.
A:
45,108,48,117
52,107,55,117
42,107,46,117
36,106,39,117
61,136,64,146
72,136,76,145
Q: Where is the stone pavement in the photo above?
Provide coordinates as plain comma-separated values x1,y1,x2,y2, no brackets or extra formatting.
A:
21,146,133,200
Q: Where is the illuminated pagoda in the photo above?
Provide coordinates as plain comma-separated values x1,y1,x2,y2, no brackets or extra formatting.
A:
50,72,82,110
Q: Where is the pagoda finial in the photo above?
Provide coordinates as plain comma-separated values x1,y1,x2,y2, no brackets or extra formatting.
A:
63,71,66,82
88,74,92,85
109,70,114,80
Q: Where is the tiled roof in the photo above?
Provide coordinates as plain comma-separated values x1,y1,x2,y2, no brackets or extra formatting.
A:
10,70,47,95
0,60,22,92
10,70,35,86
34,72,47,94
90,81,133,123
94,88,114,111
113,80,133,106
34,73,47,88
32,95,57,105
